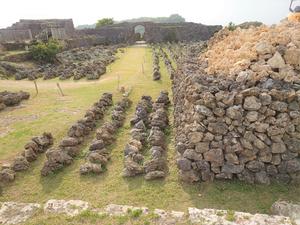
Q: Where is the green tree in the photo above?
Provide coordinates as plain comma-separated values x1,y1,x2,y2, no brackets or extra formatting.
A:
29,39,63,63
96,18,114,28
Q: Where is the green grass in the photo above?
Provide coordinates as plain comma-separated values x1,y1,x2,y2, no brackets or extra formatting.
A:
0,46,299,225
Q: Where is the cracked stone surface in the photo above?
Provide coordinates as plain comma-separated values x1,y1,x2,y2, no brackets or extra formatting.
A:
104,204,149,216
188,208,293,225
153,209,185,225
44,199,89,217
271,201,300,225
0,202,40,225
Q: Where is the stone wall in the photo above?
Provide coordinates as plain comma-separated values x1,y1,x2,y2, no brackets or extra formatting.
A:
173,45,300,185
0,19,75,43
77,22,222,44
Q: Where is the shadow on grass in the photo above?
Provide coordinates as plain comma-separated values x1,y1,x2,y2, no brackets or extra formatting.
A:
180,178,298,214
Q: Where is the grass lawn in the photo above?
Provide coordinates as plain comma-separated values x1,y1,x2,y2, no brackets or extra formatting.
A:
0,46,299,224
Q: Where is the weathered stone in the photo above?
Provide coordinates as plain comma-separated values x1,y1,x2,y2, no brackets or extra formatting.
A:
145,171,165,180
246,161,265,172
0,169,15,183
0,202,40,225
271,141,287,154
244,96,261,110
255,171,270,185
203,149,224,167
177,158,192,171
271,201,300,225
44,199,89,217
12,156,29,172
207,122,228,135
195,142,209,153
221,163,244,174
267,51,286,69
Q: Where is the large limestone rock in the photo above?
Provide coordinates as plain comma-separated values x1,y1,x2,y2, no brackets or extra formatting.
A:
44,199,89,217
188,207,292,224
0,202,40,225
271,201,300,225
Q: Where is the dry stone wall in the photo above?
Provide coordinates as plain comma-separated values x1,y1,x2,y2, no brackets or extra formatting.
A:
123,96,153,177
0,132,53,184
152,48,161,81
144,91,170,180
0,91,30,111
41,93,113,176
173,41,300,185
80,97,132,175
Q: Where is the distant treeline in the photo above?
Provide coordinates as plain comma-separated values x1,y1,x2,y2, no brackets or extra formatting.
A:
76,14,186,29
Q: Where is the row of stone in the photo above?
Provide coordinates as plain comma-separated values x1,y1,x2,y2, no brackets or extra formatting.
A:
80,97,132,175
11,46,117,81
0,91,30,111
172,42,300,185
152,47,161,81
159,47,175,79
0,200,297,225
41,93,113,176
144,91,171,180
0,132,53,184
123,96,153,177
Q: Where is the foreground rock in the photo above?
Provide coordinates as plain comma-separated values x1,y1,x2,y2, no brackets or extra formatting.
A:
0,202,40,225
0,200,298,224
188,207,292,225
44,199,89,217
271,201,300,225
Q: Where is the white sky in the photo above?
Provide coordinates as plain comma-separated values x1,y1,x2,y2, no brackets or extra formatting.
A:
0,0,293,28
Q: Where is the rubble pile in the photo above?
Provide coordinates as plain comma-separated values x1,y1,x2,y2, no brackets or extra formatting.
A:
80,97,132,175
144,91,170,180
173,22,300,184
200,21,300,82
152,48,161,81
0,132,53,184
0,90,30,111
41,93,113,176
123,96,153,177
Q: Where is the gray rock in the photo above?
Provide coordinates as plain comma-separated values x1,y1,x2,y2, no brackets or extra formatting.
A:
44,199,89,217
0,202,40,225
244,96,261,110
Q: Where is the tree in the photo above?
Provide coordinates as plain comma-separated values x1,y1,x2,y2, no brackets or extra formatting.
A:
96,18,114,28
227,22,236,31
29,39,63,63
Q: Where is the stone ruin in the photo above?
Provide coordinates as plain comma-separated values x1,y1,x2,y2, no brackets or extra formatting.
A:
0,90,30,111
41,93,113,176
80,97,132,175
123,91,171,180
172,21,300,185
152,48,161,80
78,22,222,44
0,132,53,184
0,19,75,43
159,47,175,79
0,45,118,80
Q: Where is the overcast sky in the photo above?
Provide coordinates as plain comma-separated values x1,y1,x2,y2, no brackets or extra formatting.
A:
0,0,292,28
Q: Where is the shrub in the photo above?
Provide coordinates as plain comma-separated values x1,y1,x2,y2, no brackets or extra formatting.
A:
29,39,63,63
227,22,236,31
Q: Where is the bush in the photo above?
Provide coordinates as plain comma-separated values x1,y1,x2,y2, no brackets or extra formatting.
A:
29,39,63,63
227,22,236,31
